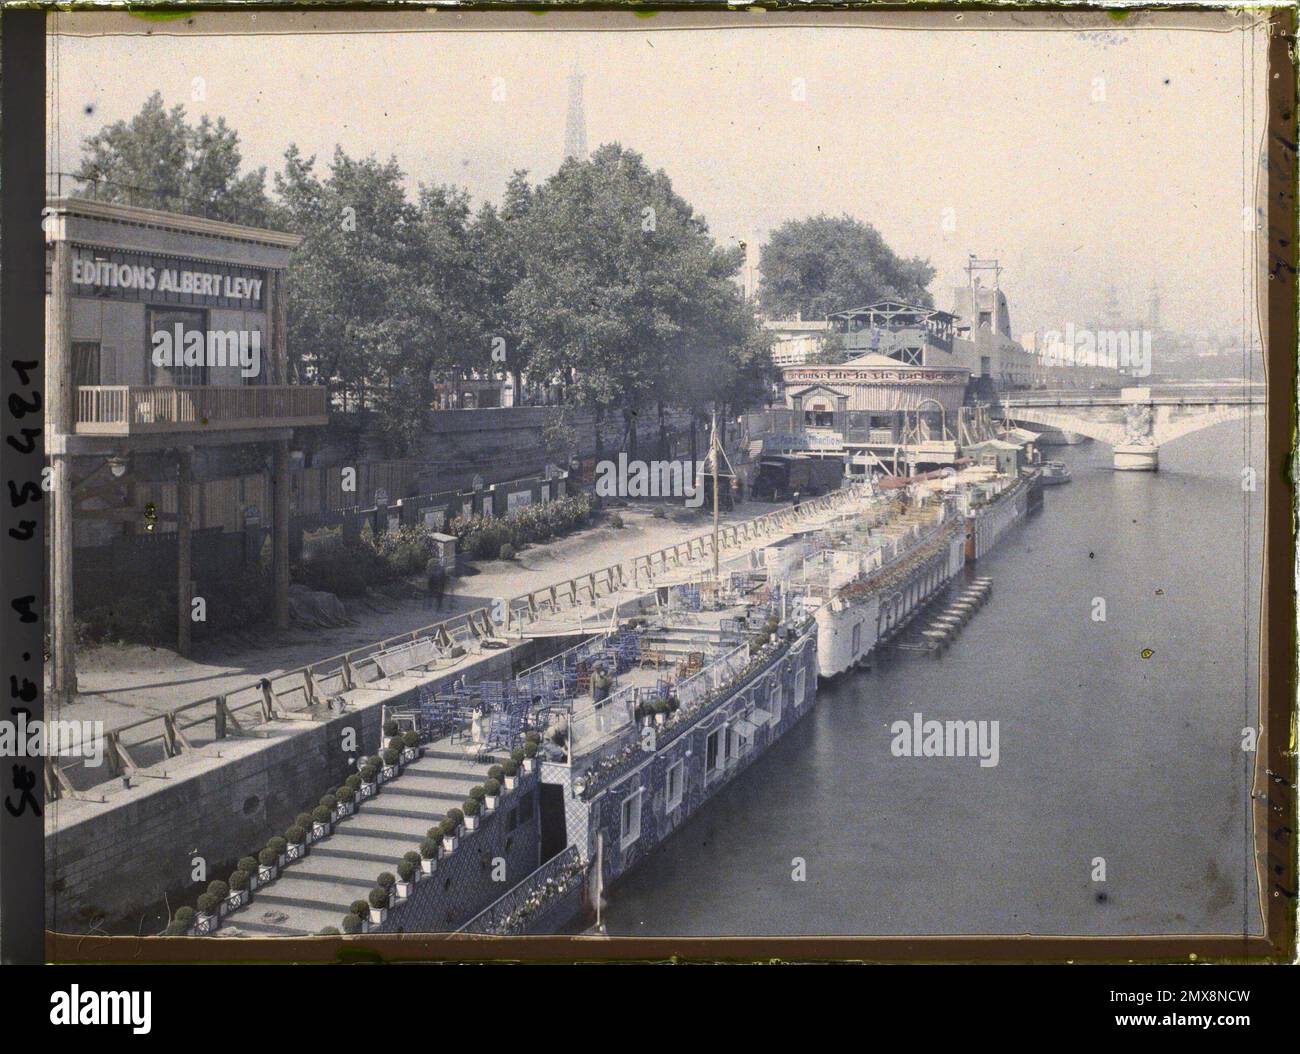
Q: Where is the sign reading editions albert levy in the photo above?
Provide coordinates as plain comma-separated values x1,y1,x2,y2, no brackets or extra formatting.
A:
70,246,266,310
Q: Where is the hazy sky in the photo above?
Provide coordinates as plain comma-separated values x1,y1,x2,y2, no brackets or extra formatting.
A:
47,10,1270,343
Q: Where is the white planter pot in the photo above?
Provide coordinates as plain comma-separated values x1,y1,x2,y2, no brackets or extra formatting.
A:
224,890,249,913
257,865,277,886
381,765,399,782
522,758,536,774
401,748,418,764
395,880,413,899
484,794,499,812
442,834,458,854
369,906,388,925
503,776,518,792
420,857,436,875
285,843,305,864
333,803,353,823
193,912,218,936
463,814,479,832
358,782,377,801
311,821,330,841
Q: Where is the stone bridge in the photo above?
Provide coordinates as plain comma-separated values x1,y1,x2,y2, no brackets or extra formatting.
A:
999,385,1266,471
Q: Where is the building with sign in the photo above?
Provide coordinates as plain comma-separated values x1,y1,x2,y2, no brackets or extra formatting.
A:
44,197,328,704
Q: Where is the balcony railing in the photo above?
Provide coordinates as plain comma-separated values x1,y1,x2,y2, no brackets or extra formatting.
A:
73,385,328,435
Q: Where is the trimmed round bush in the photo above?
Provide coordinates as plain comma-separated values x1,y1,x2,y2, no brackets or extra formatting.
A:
499,542,516,561
469,785,486,802
382,748,400,767
196,893,219,916
337,786,355,805
349,900,369,918
652,506,667,518
267,836,287,855
207,880,229,901
163,921,187,936
397,860,415,882
383,719,400,737
510,748,526,764
229,869,250,892
238,856,258,875
387,736,405,753
174,906,194,924
368,754,384,771
376,871,396,889
318,926,341,936
311,806,332,825
341,913,363,935
360,764,378,782
446,808,464,827
609,513,624,529
319,794,337,812
483,778,501,796
523,741,538,759
487,764,505,781
368,887,389,909
525,730,542,745
462,798,481,818
285,826,306,845
401,730,419,749
502,758,519,777
295,812,314,832
403,850,421,867
345,774,362,791
419,838,439,860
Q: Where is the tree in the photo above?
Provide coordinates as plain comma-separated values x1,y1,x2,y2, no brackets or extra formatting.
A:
469,172,534,401
72,91,276,226
758,214,935,321
510,144,762,457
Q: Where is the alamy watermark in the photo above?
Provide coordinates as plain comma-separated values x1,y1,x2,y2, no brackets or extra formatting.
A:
594,454,706,508
889,712,1000,767
151,325,262,378
0,716,104,767
1039,324,1152,377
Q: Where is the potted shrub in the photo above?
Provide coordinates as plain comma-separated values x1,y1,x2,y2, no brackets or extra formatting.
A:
334,785,356,821
461,797,481,833
419,837,439,875
294,812,314,839
284,826,307,863
207,879,230,918
376,871,397,905
257,847,279,886
267,835,289,869
380,748,401,782
396,859,417,899
521,740,539,774
239,856,260,891
387,735,405,756
341,912,364,935
482,778,501,812
166,906,194,936
358,763,379,801
383,719,400,738
501,758,519,792
652,701,669,726
367,886,389,926
443,811,463,853
226,869,252,912
194,893,220,934
309,806,332,843
400,730,421,763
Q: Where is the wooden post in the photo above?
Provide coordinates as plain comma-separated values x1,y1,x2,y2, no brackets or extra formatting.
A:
273,438,290,630
177,447,193,657
48,239,78,704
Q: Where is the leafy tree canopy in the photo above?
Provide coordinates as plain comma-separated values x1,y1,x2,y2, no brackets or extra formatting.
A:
758,214,935,321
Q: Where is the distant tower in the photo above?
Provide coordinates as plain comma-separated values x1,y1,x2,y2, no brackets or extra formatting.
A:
564,60,588,162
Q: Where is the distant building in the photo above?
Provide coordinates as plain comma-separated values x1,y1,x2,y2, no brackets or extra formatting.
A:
764,317,832,366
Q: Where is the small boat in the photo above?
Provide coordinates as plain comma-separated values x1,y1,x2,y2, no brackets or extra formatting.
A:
1039,460,1072,486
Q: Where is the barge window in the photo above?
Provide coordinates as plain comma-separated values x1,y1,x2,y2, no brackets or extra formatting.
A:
666,761,684,811
769,681,782,725
705,729,720,774
794,669,807,706
619,789,642,849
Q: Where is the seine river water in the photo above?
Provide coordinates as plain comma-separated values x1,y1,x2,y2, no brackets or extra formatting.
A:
602,423,1265,937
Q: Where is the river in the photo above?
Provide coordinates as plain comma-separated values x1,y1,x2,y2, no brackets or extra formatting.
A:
601,423,1266,936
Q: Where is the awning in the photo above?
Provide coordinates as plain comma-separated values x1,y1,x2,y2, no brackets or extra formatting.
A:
731,718,758,739
749,708,774,727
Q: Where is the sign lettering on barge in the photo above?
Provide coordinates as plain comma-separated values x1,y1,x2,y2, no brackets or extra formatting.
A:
69,246,266,309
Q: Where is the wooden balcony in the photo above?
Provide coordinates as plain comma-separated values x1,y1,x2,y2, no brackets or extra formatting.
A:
74,385,328,436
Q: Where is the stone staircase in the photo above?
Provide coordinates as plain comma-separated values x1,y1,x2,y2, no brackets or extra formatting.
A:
220,741,497,937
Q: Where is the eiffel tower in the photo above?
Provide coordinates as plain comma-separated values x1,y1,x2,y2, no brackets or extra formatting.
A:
564,59,588,161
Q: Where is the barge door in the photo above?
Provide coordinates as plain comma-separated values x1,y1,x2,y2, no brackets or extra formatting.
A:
538,782,568,863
